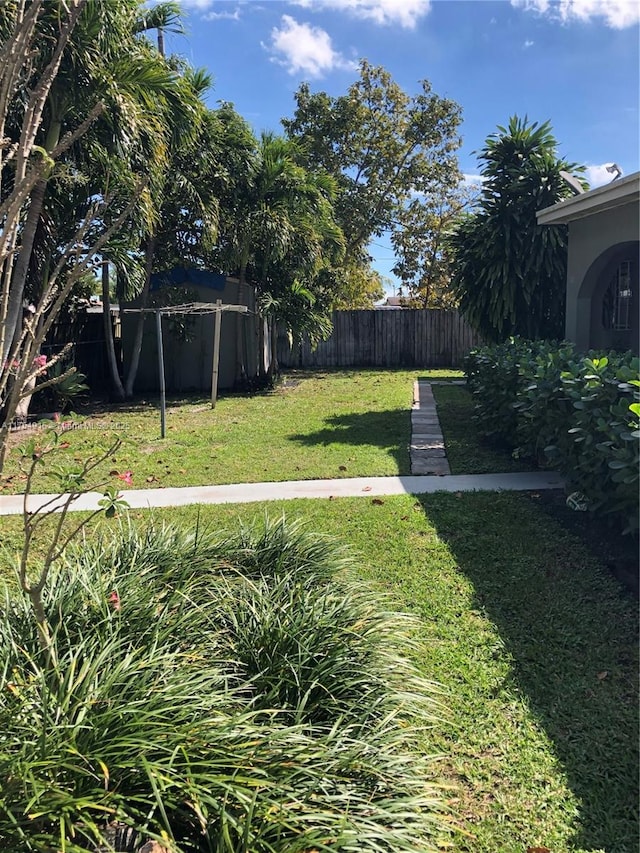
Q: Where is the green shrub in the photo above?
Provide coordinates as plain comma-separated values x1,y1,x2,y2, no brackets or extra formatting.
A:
465,340,639,533
0,518,446,852
464,337,535,446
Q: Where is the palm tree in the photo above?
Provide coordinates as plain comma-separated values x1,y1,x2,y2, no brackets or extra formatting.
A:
123,67,219,398
216,132,344,383
2,0,192,401
450,115,583,341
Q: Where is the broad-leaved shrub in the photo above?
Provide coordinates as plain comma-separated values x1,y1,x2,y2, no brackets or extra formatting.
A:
465,339,639,533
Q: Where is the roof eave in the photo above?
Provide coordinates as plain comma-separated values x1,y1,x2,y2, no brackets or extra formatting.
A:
537,171,640,226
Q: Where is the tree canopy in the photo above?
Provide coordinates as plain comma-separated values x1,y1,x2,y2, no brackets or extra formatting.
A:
282,60,462,269
449,115,585,342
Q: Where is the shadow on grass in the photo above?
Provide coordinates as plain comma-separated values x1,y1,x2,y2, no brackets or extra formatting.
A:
417,491,638,851
432,384,526,475
288,409,409,470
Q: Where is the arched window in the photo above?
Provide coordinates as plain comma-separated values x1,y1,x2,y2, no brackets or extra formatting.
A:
602,260,632,331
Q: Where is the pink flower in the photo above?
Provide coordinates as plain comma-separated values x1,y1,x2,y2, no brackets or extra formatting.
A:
108,590,121,611
53,412,61,422
117,470,133,486
33,355,47,370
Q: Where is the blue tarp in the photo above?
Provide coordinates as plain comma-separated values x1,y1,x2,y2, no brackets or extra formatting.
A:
150,267,227,292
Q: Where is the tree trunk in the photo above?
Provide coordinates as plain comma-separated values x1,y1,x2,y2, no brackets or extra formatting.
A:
3,119,61,363
124,236,155,397
2,179,47,363
102,261,125,401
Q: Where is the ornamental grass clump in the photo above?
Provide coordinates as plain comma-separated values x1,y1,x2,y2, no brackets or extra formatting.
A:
0,518,446,852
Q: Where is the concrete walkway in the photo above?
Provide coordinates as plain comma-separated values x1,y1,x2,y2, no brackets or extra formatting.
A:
0,471,565,515
0,381,564,515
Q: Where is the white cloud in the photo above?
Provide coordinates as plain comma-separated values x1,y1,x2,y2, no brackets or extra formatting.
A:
461,173,486,188
183,0,252,13
292,0,431,28
584,162,623,187
204,7,241,21
511,0,640,29
523,38,535,46
266,15,358,77
181,0,217,9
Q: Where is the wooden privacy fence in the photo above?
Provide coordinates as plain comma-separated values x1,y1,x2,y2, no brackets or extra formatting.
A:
278,309,483,369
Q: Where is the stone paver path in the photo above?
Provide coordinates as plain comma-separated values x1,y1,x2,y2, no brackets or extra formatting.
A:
411,380,450,475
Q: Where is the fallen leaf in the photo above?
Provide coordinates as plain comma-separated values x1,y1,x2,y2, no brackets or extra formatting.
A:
371,498,384,505
401,515,409,520
146,476,156,483
339,465,347,471
179,468,186,474
362,486,372,492
59,441,71,449
109,470,119,476
597,671,609,680
329,495,335,500
526,847,551,853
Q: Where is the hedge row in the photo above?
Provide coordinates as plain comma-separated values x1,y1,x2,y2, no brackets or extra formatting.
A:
465,339,639,534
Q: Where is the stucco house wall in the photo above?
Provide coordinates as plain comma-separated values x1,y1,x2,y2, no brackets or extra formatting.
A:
537,172,639,354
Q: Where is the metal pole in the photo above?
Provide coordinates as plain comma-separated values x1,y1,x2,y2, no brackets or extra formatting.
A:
156,310,166,438
211,299,223,408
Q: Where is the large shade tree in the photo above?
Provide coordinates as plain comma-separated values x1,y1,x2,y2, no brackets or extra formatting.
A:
449,116,585,341
391,183,475,308
282,61,462,300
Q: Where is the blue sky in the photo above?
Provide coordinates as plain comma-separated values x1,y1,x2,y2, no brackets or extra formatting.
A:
163,0,639,291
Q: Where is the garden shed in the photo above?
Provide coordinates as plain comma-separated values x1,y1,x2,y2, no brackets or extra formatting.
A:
121,269,266,392
537,171,639,353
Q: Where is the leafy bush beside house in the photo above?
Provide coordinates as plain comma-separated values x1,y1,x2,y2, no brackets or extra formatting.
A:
465,339,640,533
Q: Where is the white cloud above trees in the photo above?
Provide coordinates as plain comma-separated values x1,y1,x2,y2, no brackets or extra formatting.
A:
266,15,358,77
511,0,640,28
292,0,432,28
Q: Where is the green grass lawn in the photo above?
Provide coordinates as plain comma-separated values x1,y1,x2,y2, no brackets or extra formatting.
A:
146,495,640,852
2,491,636,851
2,368,462,494
433,383,527,474
2,368,637,850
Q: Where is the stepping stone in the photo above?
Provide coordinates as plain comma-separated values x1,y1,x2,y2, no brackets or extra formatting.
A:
411,438,445,451
411,457,451,475
411,446,446,457
413,428,444,437
411,415,440,428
